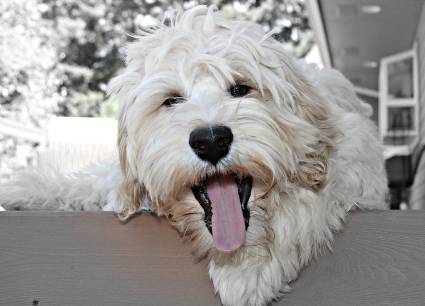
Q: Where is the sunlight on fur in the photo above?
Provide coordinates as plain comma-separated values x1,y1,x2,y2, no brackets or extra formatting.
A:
0,5,388,306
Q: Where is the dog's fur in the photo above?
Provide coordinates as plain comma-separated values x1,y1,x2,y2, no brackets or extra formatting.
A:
1,6,388,306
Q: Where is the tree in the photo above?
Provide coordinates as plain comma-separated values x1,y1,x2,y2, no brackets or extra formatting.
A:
0,0,63,182
0,0,61,124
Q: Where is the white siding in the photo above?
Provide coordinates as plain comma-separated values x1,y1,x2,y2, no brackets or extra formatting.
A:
410,3,425,209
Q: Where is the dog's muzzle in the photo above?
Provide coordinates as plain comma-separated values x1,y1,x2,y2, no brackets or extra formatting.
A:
192,174,252,252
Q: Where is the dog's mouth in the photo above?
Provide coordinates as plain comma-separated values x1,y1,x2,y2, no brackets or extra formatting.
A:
192,174,252,252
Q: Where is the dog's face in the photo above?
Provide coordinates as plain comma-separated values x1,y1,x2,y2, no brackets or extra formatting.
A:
110,7,335,261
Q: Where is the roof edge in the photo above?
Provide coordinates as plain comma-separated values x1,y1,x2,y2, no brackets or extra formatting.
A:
306,0,332,68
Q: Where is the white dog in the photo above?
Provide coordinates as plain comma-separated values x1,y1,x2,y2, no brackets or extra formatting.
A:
1,6,388,306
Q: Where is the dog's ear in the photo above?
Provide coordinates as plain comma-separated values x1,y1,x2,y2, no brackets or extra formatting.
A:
292,79,336,192
108,72,148,221
297,142,331,192
116,111,148,220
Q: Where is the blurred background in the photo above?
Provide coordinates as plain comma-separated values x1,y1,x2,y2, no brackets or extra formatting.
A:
0,0,424,210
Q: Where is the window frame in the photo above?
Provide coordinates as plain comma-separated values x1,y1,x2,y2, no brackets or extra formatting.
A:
379,45,419,139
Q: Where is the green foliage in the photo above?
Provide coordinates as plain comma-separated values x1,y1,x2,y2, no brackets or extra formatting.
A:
100,97,120,118
0,0,62,125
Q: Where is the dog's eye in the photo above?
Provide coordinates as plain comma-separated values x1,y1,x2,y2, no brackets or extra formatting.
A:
163,96,185,107
229,84,251,97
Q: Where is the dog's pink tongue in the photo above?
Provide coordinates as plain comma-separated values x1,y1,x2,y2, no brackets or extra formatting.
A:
207,175,246,252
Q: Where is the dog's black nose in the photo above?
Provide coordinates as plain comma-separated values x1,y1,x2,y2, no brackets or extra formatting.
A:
189,125,233,165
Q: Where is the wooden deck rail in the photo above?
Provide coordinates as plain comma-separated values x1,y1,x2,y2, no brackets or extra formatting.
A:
1,211,424,306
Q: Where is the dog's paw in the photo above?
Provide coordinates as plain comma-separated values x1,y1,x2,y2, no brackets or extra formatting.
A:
209,260,292,306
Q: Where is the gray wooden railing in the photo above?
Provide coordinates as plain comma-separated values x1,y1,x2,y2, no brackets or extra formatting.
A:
0,211,424,306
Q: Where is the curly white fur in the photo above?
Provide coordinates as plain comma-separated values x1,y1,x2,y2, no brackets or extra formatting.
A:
0,6,388,306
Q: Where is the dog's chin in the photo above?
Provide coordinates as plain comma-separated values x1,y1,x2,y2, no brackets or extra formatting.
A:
191,172,253,253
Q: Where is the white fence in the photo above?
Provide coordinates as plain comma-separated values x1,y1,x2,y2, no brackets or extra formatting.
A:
39,117,117,172
0,116,117,175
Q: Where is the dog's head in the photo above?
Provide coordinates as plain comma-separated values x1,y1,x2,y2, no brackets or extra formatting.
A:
109,6,335,260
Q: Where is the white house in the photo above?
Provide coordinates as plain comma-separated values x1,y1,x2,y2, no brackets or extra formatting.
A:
307,0,425,209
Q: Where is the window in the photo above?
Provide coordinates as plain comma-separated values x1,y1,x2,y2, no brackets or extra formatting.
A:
379,46,418,145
